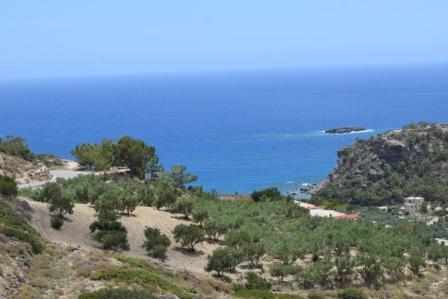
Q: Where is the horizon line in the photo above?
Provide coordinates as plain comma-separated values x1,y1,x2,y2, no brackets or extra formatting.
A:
0,62,447,83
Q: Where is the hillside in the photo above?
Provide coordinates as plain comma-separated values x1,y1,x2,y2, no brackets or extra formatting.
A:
0,152,51,185
314,123,448,205
0,198,231,299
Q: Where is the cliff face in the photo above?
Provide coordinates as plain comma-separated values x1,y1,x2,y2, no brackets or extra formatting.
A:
315,123,448,205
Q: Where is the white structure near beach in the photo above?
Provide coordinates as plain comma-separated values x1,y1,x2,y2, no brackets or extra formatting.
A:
296,201,358,219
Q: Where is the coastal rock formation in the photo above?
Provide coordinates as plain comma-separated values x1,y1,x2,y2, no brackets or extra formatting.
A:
314,123,448,205
325,126,367,134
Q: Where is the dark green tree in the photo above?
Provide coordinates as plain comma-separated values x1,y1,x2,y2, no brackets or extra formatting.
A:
143,227,171,261
90,209,129,251
115,136,157,179
251,187,283,202
155,190,177,210
205,247,238,276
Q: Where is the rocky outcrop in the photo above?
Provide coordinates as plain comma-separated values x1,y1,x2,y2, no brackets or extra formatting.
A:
0,153,52,184
314,123,448,205
325,127,367,134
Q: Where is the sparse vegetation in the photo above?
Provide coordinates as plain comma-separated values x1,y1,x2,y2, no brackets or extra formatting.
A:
11,132,448,297
0,200,44,253
98,256,196,299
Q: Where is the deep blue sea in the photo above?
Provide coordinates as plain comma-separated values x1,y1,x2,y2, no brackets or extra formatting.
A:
1,65,447,194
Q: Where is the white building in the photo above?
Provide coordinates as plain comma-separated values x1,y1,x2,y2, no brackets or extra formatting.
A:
404,196,424,214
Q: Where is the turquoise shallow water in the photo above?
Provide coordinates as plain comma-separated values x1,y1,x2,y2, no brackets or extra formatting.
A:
1,66,448,193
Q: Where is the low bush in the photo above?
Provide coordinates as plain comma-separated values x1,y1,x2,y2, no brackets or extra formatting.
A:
143,227,171,261
245,271,272,290
0,136,33,161
78,288,157,299
308,292,326,299
90,210,129,252
50,216,64,230
0,200,44,253
337,288,367,299
233,289,300,299
0,175,17,197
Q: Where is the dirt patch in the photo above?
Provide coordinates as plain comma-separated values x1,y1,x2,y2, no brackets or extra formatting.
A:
26,200,221,275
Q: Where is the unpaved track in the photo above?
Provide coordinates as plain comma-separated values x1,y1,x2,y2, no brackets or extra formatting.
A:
26,200,220,274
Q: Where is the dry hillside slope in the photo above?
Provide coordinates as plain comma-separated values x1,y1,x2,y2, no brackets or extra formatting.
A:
26,199,221,275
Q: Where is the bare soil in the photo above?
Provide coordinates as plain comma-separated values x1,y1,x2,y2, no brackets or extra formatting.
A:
26,200,220,275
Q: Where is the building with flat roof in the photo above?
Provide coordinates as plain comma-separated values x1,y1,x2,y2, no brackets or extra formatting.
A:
404,196,424,214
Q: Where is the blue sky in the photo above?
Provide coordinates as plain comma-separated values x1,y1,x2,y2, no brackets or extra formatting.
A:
1,0,448,79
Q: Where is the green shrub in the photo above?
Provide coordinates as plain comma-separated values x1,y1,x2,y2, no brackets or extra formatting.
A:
78,288,157,299
173,197,194,219
2,226,44,253
143,227,171,261
172,224,205,251
337,288,367,299
0,200,44,253
308,292,326,299
192,207,209,226
245,271,272,290
50,216,64,230
251,187,283,202
154,190,177,209
90,210,129,252
233,289,300,299
0,136,33,161
43,182,74,217
205,247,239,276
0,175,17,197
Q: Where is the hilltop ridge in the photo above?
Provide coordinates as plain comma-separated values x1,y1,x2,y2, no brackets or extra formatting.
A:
314,122,448,205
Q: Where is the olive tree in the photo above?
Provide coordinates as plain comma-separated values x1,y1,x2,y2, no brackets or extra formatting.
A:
173,224,205,252
205,247,238,276
143,227,171,261
43,183,74,218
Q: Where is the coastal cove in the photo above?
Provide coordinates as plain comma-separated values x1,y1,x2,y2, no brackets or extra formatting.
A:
1,66,448,194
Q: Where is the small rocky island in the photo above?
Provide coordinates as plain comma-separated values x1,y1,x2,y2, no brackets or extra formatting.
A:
325,126,367,134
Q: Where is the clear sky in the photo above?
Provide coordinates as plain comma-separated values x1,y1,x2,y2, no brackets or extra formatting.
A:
1,0,448,79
